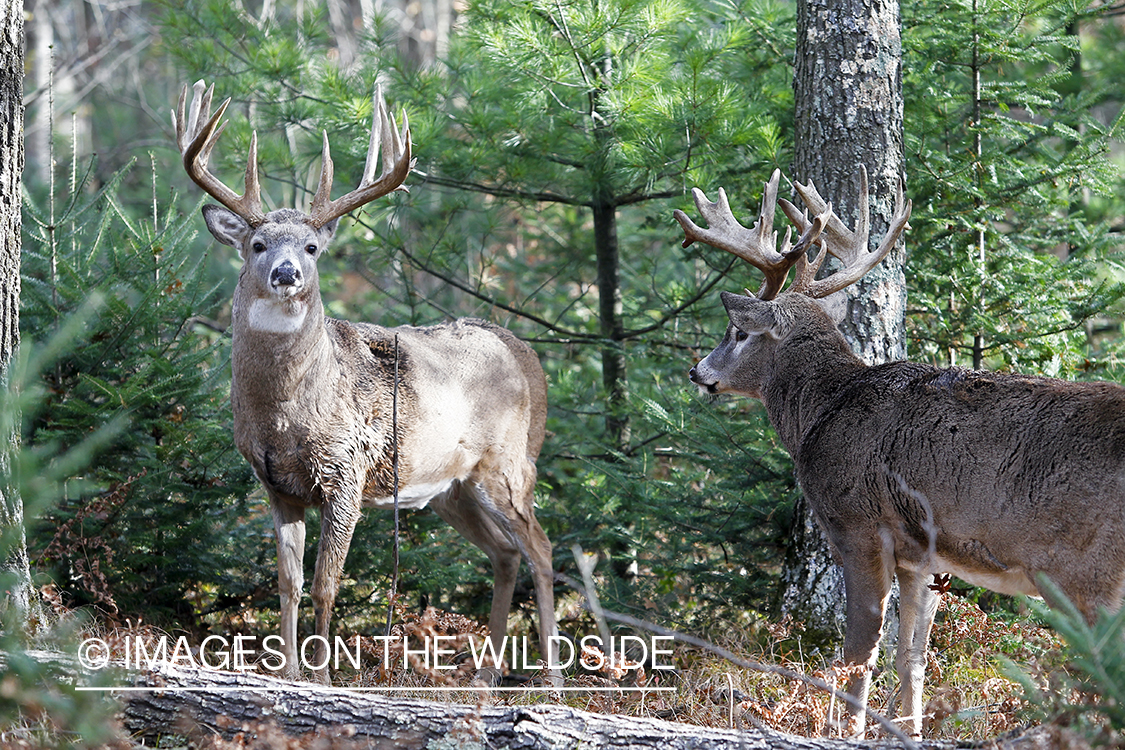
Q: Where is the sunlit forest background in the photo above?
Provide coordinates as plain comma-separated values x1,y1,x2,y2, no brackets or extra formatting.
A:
10,0,1125,740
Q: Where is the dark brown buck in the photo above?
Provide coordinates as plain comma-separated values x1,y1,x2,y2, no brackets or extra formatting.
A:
174,81,559,684
676,168,1125,736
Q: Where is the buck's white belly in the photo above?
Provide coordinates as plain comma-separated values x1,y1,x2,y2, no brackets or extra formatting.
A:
365,477,455,510
906,551,1041,598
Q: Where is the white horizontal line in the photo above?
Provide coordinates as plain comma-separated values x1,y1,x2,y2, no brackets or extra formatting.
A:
77,685,676,693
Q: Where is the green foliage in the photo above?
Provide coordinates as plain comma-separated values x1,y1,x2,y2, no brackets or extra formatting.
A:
552,380,800,624
903,0,1125,374
440,0,781,197
20,153,260,628
0,319,126,746
1001,578,1125,739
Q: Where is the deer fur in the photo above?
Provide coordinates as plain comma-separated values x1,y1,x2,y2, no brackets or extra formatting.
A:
682,174,1125,737
200,203,559,687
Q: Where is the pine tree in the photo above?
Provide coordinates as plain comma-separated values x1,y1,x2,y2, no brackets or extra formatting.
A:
904,0,1125,375
21,153,260,627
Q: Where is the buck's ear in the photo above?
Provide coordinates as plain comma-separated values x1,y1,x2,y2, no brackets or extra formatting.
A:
317,217,340,243
202,205,252,255
721,291,782,337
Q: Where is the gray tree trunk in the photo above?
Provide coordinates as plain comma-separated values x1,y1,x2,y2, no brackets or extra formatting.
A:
0,0,30,623
779,0,907,640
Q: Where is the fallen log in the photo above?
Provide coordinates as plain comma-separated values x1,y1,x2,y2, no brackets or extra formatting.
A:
110,661,1075,750
6,651,1073,750
113,661,878,749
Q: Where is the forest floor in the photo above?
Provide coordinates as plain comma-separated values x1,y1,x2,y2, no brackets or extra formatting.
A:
2,591,1084,748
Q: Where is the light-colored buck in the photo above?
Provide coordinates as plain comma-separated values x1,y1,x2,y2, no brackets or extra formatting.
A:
676,168,1125,736
174,81,559,684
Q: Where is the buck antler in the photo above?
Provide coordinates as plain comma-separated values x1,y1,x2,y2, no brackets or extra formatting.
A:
174,80,267,227
673,169,830,300
778,165,912,298
306,84,413,229
676,167,911,301
174,80,413,230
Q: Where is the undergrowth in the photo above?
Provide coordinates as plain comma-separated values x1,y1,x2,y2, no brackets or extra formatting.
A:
10,585,1112,749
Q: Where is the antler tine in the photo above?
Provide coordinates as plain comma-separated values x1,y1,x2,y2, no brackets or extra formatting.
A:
785,208,833,294
173,80,266,227
673,169,806,301
778,166,912,299
307,84,413,230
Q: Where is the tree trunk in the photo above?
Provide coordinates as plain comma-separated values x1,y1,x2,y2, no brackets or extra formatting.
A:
0,0,30,625
781,0,907,640
594,199,629,449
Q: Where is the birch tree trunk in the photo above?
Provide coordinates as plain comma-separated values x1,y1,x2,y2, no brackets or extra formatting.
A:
0,0,30,623
779,0,907,640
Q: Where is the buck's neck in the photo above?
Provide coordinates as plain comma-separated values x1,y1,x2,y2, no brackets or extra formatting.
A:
760,317,867,456
230,277,337,403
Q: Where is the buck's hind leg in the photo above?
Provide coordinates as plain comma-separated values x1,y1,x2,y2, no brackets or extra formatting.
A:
432,466,561,686
520,509,561,686
271,496,306,680
501,459,561,686
431,481,521,684
895,567,940,736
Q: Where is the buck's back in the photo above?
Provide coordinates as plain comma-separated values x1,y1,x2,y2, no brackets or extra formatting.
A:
796,361,1125,590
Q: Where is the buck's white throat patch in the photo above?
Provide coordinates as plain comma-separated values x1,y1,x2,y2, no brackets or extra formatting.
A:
247,298,308,334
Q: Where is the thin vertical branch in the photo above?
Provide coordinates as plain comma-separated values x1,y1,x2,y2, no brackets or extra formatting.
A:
385,333,400,638
971,0,986,371
69,113,76,261
151,152,160,293
48,50,57,329
571,544,611,653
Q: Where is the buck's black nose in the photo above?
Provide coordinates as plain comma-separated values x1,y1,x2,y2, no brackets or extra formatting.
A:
272,261,301,286
688,366,699,382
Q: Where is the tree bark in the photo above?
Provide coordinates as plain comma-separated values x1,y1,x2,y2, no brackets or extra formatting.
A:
0,0,30,624
594,199,629,449
781,0,907,639
124,666,776,750
106,660,1068,750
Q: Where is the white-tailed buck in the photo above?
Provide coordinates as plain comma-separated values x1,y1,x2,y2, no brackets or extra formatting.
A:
174,81,559,684
676,168,1125,736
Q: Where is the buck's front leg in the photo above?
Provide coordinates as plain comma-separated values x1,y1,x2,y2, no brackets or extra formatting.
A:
271,496,306,680
839,536,895,738
309,496,362,684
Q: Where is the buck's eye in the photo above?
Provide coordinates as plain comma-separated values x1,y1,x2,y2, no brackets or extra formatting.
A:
735,330,750,342
252,241,266,254
305,244,318,255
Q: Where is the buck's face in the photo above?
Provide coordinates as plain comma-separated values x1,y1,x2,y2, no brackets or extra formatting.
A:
690,291,816,399
203,206,339,333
